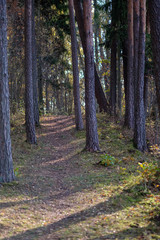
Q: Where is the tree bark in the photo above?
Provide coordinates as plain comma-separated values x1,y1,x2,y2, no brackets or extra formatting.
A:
110,0,117,116
93,0,99,65
0,0,15,182
149,0,160,116
45,80,49,113
83,0,100,151
32,0,39,126
25,0,37,144
117,40,122,116
37,2,44,114
73,0,109,113
122,39,128,123
125,0,134,129
68,0,83,130
110,35,117,115
134,0,147,151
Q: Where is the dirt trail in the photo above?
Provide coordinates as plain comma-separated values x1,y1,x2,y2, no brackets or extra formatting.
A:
1,115,158,240
6,115,103,240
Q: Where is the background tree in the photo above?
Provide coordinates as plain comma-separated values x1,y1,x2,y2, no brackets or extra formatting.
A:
25,0,37,144
149,0,160,116
68,0,83,130
110,0,117,115
73,0,109,113
32,0,39,126
125,0,134,129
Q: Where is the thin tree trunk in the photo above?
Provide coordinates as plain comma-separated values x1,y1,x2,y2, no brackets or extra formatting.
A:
149,0,160,116
110,35,117,115
117,40,122,116
125,0,134,129
144,70,149,116
122,39,128,124
37,54,44,113
32,0,39,126
25,0,37,144
93,0,99,65
83,0,100,151
45,80,49,113
110,0,117,116
99,29,109,100
68,0,83,130
37,3,44,114
0,0,15,182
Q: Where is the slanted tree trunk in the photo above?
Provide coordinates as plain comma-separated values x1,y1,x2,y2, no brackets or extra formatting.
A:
68,0,83,130
83,0,100,151
149,0,160,116
25,0,37,144
125,0,134,129
134,0,147,151
73,0,109,113
32,0,39,126
0,0,15,182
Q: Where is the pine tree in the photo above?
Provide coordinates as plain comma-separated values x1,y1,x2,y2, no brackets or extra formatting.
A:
25,0,37,144
0,0,15,182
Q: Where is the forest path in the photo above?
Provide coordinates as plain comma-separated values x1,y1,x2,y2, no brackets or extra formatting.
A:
1,116,115,240
1,115,159,240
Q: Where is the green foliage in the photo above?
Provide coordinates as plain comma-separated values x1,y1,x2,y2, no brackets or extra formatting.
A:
14,167,20,177
137,161,160,183
100,153,118,166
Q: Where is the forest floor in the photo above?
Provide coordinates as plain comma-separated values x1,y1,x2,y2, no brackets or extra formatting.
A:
0,113,160,240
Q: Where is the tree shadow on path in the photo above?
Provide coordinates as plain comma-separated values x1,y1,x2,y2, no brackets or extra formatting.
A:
1,183,148,240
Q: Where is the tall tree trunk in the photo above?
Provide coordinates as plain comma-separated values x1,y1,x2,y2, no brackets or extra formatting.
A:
37,2,44,114
134,0,147,151
0,0,15,182
133,0,140,105
117,40,122,116
83,0,100,151
125,0,134,129
68,0,83,130
149,0,160,116
122,40,128,125
110,35,117,115
32,0,39,126
73,0,109,113
110,0,117,116
93,0,99,65
25,0,37,144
